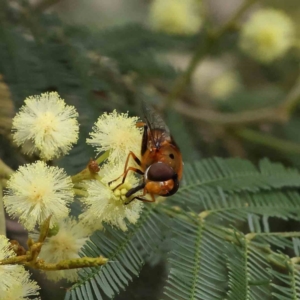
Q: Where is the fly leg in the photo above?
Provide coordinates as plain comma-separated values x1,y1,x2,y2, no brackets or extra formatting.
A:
125,192,155,205
108,151,143,191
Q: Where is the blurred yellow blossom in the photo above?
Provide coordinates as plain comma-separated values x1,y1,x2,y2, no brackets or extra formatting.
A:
239,9,295,63
0,235,21,293
3,161,74,230
1,271,40,300
80,162,144,232
33,217,90,282
208,71,242,100
87,110,142,165
149,0,203,35
12,92,79,161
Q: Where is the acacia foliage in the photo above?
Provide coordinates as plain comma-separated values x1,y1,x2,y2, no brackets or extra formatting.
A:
66,158,300,300
1,2,300,300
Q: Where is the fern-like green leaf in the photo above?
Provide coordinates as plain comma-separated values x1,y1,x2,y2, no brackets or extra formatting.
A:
225,238,250,300
225,231,272,300
173,158,300,209
270,255,300,300
200,190,300,225
244,233,300,299
164,216,227,300
65,206,167,300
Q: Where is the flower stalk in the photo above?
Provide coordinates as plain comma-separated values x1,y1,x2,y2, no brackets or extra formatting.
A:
0,217,108,271
27,256,108,271
71,151,109,183
164,0,258,107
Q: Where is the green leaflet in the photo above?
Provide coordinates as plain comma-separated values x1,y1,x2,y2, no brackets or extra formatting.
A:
202,190,300,225
271,266,300,300
163,216,227,300
163,216,300,300
65,205,168,300
65,157,300,300
172,158,300,209
159,156,300,300
247,234,300,300
1,2,300,300
225,233,272,300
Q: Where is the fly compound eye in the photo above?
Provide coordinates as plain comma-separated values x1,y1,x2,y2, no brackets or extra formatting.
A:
146,162,176,182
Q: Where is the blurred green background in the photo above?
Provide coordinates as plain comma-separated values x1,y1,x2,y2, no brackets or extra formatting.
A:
1,0,300,299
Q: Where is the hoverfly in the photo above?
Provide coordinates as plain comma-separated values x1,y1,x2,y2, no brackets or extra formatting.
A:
109,103,183,204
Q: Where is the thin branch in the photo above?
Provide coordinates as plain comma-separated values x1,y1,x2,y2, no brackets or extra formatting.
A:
172,70,300,127
247,231,300,241
71,151,108,183
164,0,258,107
38,215,51,243
0,253,108,270
278,74,300,116
32,0,63,13
174,102,282,125
27,256,108,270
0,217,108,271
291,257,300,265
73,188,88,197
95,150,109,165
235,128,300,155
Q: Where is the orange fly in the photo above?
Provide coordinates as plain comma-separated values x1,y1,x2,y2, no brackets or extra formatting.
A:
109,103,183,204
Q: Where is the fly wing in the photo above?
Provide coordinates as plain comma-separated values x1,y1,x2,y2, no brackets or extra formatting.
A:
141,101,171,148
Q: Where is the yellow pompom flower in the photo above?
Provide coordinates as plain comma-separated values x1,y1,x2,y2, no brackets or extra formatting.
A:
208,71,242,100
12,92,79,161
1,272,40,300
239,9,295,63
0,235,22,292
87,110,142,165
80,162,144,232
3,161,74,230
32,217,90,282
0,235,40,298
149,0,203,35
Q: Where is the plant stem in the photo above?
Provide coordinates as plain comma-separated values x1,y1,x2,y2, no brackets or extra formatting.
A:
165,0,258,106
156,204,203,223
38,216,52,243
175,102,281,125
0,216,108,271
73,188,88,197
235,128,300,155
95,150,109,165
71,151,109,183
172,70,300,126
0,252,108,270
246,231,300,241
32,0,63,12
291,257,300,265
0,255,29,265
27,256,108,270
278,73,300,116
